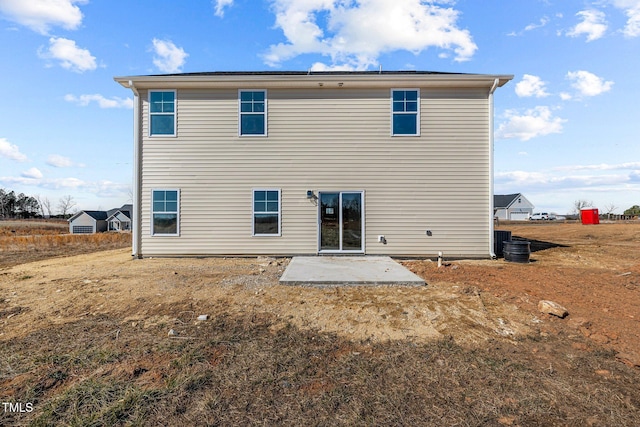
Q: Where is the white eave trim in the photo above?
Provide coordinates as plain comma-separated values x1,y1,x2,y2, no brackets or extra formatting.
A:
114,74,513,90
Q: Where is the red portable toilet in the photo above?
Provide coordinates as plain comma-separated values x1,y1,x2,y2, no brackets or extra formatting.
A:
581,208,600,224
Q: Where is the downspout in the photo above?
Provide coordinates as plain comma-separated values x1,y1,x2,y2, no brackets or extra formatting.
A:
129,80,142,259
488,78,499,259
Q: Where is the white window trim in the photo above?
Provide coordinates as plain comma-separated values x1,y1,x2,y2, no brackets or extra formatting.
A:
238,89,268,137
390,88,420,137
151,188,180,236
149,90,177,137
252,188,281,236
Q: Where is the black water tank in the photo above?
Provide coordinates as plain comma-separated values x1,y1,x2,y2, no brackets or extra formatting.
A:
494,230,512,257
503,240,531,263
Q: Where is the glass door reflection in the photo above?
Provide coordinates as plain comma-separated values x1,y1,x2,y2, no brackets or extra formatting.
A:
319,191,363,252
320,193,339,251
341,192,362,251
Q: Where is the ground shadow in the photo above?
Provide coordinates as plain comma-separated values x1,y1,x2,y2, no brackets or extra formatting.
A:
511,236,569,253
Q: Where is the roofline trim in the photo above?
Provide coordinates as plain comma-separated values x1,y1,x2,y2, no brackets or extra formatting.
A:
114,71,513,90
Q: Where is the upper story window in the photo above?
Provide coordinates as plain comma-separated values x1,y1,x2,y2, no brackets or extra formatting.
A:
239,90,267,136
149,90,176,136
391,89,420,136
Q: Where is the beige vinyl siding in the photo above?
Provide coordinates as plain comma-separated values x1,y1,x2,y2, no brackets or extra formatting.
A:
138,86,491,257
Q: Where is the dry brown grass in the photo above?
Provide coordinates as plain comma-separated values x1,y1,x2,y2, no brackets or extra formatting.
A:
0,220,67,237
0,220,130,268
1,313,639,426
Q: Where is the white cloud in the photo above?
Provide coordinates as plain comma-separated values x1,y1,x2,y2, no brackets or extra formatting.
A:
515,74,550,98
0,175,128,196
525,16,549,32
496,160,640,213
21,167,43,179
39,37,96,72
0,0,86,34
496,106,566,141
263,0,477,69
0,175,84,190
152,38,188,73
625,11,640,36
610,0,640,37
46,154,75,168
567,9,607,41
0,137,28,162
64,93,133,109
213,0,234,17
566,70,613,97
309,62,357,72
91,180,131,198
555,162,640,172
509,16,550,36
495,170,634,196
497,170,634,190
495,170,547,187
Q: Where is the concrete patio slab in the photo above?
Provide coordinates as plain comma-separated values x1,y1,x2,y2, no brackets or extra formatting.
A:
279,256,426,286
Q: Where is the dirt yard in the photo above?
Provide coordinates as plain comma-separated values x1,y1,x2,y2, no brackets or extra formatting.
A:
1,222,638,361
406,222,640,366
1,222,639,425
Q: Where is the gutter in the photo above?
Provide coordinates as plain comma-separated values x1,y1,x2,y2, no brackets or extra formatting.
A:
114,73,514,90
488,78,499,259
128,80,142,259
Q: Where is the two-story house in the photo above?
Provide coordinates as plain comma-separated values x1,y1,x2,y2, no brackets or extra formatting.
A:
114,71,512,258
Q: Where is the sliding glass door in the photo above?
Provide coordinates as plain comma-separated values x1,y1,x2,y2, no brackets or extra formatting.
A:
319,191,363,253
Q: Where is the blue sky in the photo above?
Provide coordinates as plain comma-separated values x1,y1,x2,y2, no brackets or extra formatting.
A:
0,0,639,215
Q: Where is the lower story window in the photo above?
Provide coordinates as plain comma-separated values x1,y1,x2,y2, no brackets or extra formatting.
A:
152,189,179,235
253,189,280,236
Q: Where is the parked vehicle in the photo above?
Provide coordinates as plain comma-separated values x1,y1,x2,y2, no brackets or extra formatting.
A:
530,212,551,220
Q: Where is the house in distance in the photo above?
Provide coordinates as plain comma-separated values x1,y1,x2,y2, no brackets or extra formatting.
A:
68,204,132,234
114,71,512,258
494,193,535,221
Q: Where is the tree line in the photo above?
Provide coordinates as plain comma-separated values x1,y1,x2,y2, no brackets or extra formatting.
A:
0,188,77,219
573,199,640,217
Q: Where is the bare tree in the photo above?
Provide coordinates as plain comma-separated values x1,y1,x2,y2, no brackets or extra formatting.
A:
58,195,77,218
572,199,593,221
42,197,53,218
35,194,44,217
604,202,618,220
0,188,7,218
35,194,52,218
572,199,593,214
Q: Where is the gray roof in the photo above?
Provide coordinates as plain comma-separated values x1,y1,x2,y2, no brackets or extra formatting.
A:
494,194,522,209
106,204,132,221
81,211,108,220
70,204,132,222
147,70,465,77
